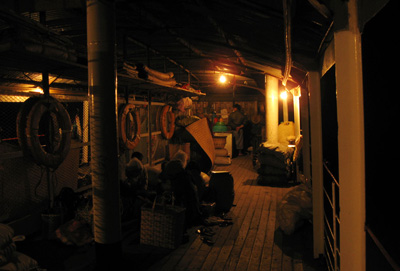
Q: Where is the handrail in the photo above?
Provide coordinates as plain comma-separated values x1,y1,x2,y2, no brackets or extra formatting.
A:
365,225,400,271
323,161,398,270
323,161,339,187
323,159,340,271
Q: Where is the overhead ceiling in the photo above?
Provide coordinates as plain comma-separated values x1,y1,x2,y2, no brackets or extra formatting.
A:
0,0,335,97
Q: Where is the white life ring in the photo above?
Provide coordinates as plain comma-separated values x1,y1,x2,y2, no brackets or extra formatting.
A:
25,96,72,168
119,103,141,149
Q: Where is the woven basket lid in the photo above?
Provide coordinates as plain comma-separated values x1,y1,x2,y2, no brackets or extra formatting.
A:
185,118,215,165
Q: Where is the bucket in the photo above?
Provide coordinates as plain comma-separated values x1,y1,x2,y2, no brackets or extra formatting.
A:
208,171,235,213
41,212,62,240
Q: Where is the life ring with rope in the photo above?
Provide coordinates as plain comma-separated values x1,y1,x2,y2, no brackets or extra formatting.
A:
24,96,72,169
160,105,175,140
16,96,41,157
118,103,141,149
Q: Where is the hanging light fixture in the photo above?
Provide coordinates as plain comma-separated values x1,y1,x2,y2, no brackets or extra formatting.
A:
31,87,44,94
280,90,288,100
281,89,289,122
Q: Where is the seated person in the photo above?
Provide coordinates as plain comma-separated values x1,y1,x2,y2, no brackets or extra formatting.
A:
144,164,162,192
131,151,144,161
164,159,202,228
171,149,188,168
132,151,163,192
120,157,150,221
124,157,148,193
186,160,207,202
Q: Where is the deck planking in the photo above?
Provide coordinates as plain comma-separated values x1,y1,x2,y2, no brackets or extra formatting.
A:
134,155,325,271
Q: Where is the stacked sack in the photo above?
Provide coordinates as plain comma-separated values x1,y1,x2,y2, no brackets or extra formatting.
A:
213,136,231,165
256,142,293,185
277,182,312,235
0,224,40,270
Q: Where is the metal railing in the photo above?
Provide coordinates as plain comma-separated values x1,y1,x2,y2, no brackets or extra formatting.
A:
365,225,400,271
323,161,400,271
323,161,340,271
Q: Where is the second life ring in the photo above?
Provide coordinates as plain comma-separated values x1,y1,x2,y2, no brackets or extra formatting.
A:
119,103,141,149
160,105,175,140
25,96,72,169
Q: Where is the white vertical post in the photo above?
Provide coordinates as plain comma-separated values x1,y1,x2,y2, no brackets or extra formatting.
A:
335,1,366,270
293,87,301,138
300,87,311,181
282,95,288,122
87,0,121,268
308,71,324,258
293,88,301,183
82,100,89,164
265,75,279,143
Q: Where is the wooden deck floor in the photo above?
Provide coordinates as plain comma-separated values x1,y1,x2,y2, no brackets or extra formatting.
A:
122,155,326,271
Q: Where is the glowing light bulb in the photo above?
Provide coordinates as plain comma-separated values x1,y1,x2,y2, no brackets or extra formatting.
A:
280,91,288,100
219,75,227,83
32,87,44,94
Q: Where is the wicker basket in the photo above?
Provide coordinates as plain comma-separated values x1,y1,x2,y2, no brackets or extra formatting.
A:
140,203,186,249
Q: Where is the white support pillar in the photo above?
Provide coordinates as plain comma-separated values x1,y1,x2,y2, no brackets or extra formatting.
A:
308,71,324,258
300,87,311,180
292,87,301,138
282,94,289,123
334,1,366,270
265,75,279,143
82,100,89,164
87,0,121,268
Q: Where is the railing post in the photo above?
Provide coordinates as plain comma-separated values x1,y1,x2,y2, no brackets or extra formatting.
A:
308,71,324,258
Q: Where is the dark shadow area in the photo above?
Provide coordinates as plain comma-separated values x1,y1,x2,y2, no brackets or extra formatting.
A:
16,234,95,271
120,242,173,270
248,177,300,188
362,1,399,269
275,221,327,271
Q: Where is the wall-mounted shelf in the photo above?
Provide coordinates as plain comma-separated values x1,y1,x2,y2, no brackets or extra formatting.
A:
118,74,205,98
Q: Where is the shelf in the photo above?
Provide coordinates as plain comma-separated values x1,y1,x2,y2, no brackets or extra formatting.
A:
0,7,206,99
0,50,205,98
0,48,87,81
118,74,205,97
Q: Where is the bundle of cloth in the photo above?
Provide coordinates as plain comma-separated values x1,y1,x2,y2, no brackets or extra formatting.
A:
256,142,294,185
0,224,40,270
122,62,177,87
277,182,312,235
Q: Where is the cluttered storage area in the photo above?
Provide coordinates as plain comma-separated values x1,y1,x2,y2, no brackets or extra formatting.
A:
0,5,315,271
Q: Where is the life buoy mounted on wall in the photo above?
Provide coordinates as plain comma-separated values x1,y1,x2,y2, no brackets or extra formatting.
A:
118,103,141,149
16,96,41,157
17,96,72,169
160,105,175,140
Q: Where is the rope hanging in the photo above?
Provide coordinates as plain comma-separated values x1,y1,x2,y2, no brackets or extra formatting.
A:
282,0,292,87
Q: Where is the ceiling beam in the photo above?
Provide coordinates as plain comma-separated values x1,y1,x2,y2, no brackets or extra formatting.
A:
195,0,247,68
126,36,200,82
128,2,208,58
